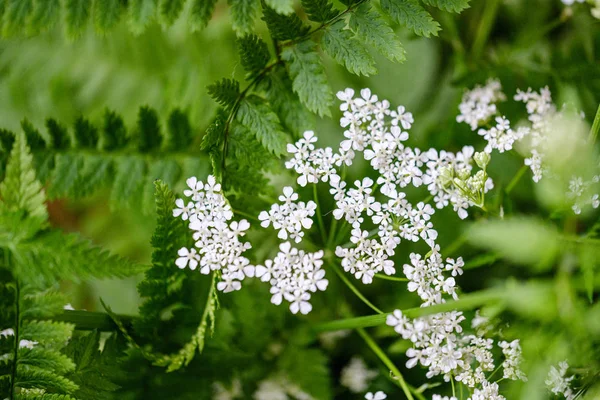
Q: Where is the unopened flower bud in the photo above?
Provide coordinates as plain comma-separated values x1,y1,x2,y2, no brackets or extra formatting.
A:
457,168,470,181
474,151,491,169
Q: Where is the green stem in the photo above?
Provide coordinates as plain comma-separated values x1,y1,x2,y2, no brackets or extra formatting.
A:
326,258,384,314
313,287,507,332
313,184,328,244
589,103,600,144
52,310,133,331
233,209,260,223
374,274,408,282
357,328,414,400
471,0,500,60
451,376,456,398
505,165,528,195
326,217,339,250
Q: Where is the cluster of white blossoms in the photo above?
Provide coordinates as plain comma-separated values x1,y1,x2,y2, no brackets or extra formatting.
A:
259,187,316,243
254,242,328,315
459,80,600,215
173,176,254,293
364,391,386,400
253,377,313,400
340,357,378,393
545,361,577,400
0,328,37,350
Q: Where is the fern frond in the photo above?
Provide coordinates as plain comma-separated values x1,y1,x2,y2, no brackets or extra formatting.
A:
207,78,241,110
421,0,471,13
0,108,204,214
380,0,441,38
236,95,289,157
228,0,260,35
262,6,310,41
237,34,271,76
321,20,377,76
301,0,338,23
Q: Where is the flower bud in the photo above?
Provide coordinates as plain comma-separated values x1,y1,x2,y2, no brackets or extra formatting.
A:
457,168,470,181
438,166,453,187
474,151,491,169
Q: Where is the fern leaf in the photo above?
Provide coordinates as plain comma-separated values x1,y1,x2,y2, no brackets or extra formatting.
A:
265,0,294,15
20,321,74,349
207,78,241,109
111,156,146,209
349,3,406,63
99,109,128,151
141,159,181,212
380,0,441,38
236,95,288,156
189,0,218,30
321,20,377,76
64,0,91,38
228,0,260,35
137,106,163,152
73,117,99,149
21,289,68,319
2,0,34,36
301,0,337,23
93,0,123,32
237,34,271,76
153,275,218,372
261,66,314,137
129,0,158,34
18,348,76,375
0,131,47,223
15,367,79,394
166,109,192,151
47,154,82,199
262,6,309,41
421,0,471,13
21,120,47,151
29,0,61,35
201,108,227,152
281,41,333,117
159,0,185,26
15,394,77,400
75,155,113,198
44,118,70,150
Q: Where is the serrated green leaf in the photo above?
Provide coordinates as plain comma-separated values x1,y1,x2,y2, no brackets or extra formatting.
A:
265,0,294,14
207,78,241,109
281,41,333,117
75,155,113,197
2,0,33,36
228,0,259,35
159,0,185,26
19,348,76,375
15,367,79,394
237,34,271,75
73,117,99,149
142,159,181,212
189,0,218,30
45,118,70,150
20,321,74,348
349,3,406,63
236,95,288,156
0,132,48,222
262,6,309,40
128,0,158,34
137,106,163,152
111,156,146,209
421,0,471,13
380,0,440,38
64,0,91,37
29,0,60,34
93,0,123,32
301,0,337,22
100,109,128,150
166,108,192,150
321,20,377,76
261,66,314,137
48,154,82,198
21,119,47,150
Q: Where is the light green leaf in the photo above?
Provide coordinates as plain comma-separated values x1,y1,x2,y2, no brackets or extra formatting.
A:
64,0,91,37
128,0,158,34
321,21,377,76
281,41,333,117
189,0,218,30
421,0,471,13
228,0,259,35
380,0,440,38
93,0,123,32
159,0,185,26
265,0,294,15
349,4,406,63
236,96,288,156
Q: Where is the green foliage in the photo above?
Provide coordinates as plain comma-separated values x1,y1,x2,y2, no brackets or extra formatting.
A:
264,0,295,15
207,78,241,110
93,0,123,32
380,0,441,38
159,0,185,26
228,0,260,35
0,132,48,223
421,0,471,13
237,34,271,76
349,4,406,63
64,0,91,38
189,0,218,30
262,6,310,41
282,41,333,117
301,0,338,23
0,107,204,214
321,21,377,76
236,95,289,156
279,347,332,400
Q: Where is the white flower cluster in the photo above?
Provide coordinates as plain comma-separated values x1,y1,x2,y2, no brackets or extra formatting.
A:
456,79,506,130
173,176,254,293
387,246,525,397
340,357,378,393
545,361,577,400
254,242,328,315
433,396,457,400
567,175,600,214
0,328,38,349
253,377,313,400
259,186,316,243
364,391,386,400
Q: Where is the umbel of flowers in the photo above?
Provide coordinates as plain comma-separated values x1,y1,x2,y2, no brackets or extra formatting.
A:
170,84,599,398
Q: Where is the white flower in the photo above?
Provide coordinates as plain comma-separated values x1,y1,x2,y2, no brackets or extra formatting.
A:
19,339,38,349
499,339,527,381
258,187,316,243
0,328,14,338
546,361,576,400
365,391,386,400
340,357,378,393
175,247,200,270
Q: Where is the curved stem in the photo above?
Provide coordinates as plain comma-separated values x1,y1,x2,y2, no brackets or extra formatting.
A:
505,164,528,195
326,258,383,314
357,328,414,400
313,184,328,244
233,209,261,223
374,274,408,282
